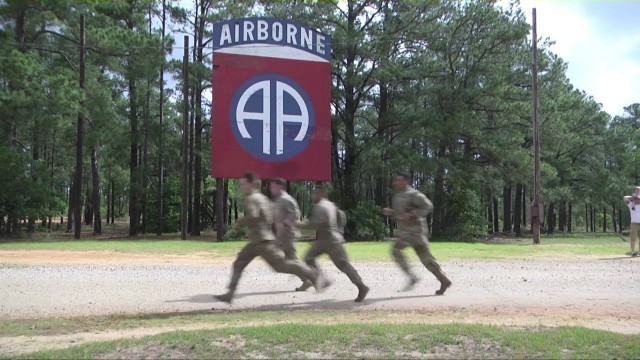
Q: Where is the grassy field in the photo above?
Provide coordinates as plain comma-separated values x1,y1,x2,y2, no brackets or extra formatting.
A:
0,233,630,261
10,323,640,359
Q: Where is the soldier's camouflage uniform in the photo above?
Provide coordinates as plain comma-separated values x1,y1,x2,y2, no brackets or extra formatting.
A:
391,187,451,288
300,199,367,292
222,190,318,300
274,191,302,260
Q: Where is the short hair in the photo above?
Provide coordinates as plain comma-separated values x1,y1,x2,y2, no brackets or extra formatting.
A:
272,178,286,187
396,172,411,181
313,182,327,194
243,172,258,184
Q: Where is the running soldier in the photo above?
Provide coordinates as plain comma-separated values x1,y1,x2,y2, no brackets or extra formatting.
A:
213,173,320,304
297,185,369,302
383,172,452,295
269,178,307,289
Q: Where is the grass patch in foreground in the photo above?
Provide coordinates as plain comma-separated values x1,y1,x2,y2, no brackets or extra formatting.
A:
15,323,640,359
0,234,629,261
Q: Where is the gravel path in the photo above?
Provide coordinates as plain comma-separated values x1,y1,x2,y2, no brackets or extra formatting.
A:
1,257,639,322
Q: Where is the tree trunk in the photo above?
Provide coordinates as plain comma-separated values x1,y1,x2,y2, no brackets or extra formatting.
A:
215,178,226,240
603,207,607,233
612,205,617,233
128,74,139,236
558,201,566,233
110,179,115,224
492,197,499,233
66,179,74,233
156,0,166,236
547,202,555,234
514,184,523,236
502,186,512,233
522,187,526,228
106,180,111,225
568,203,572,232
618,206,622,231
91,147,101,235
223,179,229,226
487,203,493,234
84,185,93,226
233,199,238,222
585,203,589,232
187,84,194,234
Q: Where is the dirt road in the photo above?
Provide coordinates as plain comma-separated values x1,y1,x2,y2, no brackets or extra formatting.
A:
1,251,638,331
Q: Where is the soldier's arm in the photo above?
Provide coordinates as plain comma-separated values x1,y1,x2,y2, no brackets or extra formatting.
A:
297,204,327,230
236,197,260,227
283,199,299,228
408,192,434,218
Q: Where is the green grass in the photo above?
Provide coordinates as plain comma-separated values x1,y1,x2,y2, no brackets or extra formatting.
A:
0,233,630,261
12,323,640,359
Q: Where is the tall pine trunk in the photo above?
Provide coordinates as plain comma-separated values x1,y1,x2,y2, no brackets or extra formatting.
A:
502,186,512,233
547,202,555,234
514,184,523,236
128,75,139,236
215,178,226,240
91,147,101,235
492,197,499,233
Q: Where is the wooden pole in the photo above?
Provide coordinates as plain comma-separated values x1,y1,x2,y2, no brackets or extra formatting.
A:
157,0,165,236
181,36,189,240
531,8,541,245
73,15,86,240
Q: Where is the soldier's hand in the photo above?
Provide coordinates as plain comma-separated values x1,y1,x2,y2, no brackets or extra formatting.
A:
382,208,394,217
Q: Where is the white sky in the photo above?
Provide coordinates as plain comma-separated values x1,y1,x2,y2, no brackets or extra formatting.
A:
171,0,640,117
517,0,640,116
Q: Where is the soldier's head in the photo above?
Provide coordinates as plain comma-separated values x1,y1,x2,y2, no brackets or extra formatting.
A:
311,182,326,204
240,172,259,195
393,172,411,191
269,178,286,197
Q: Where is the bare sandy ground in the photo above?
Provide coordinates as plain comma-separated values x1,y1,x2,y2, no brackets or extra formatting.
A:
0,250,639,355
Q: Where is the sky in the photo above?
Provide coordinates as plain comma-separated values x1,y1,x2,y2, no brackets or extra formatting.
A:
516,0,640,116
170,0,640,117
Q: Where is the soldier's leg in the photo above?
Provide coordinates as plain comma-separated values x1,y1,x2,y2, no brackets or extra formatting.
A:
327,244,365,288
392,238,419,291
392,239,415,277
327,244,369,302
296,241,327,291
261,242,319,288
304,241,326,271
215,243,258,303
277,236,299,261
412,238,452,295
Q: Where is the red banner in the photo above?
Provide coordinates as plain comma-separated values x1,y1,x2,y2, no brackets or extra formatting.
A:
211,18,332,181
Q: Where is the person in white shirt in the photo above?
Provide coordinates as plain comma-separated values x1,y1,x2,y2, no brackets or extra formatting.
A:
623,187,640,257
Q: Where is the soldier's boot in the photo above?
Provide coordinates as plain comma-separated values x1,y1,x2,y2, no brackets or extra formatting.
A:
435,278,452,295
430,267,451,295
213,292,234,304
296,280,313,292
402,276,419,292
355,284,369,303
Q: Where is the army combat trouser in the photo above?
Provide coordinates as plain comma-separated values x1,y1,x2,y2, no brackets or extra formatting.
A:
304,241,365,288
227,241,317,296
392,233,449,284
276,234,298,261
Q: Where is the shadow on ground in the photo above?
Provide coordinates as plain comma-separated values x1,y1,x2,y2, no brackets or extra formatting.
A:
166,292,437,311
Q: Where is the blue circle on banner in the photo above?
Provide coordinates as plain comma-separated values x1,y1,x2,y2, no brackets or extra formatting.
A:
230,74,315,162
